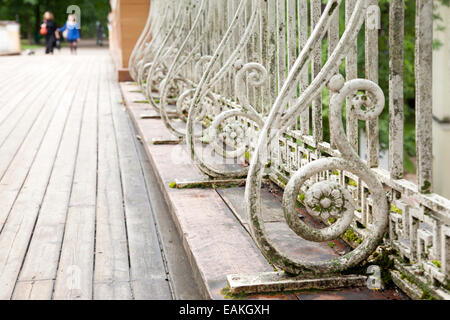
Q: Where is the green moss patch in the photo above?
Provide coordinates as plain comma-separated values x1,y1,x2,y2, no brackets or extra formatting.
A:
390,203,403,215
168,182,177,189
220,287,248,300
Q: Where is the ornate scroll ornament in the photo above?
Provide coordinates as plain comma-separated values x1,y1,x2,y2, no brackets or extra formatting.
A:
159,0,213,138
158,0,214,138
130,1,172,82
142,2,188,110
288,75,386,243
209,62,266,162
195,55,214,76
245,0,389,275
250,74,388,275
303,181,354,221
186,0,263,178
176,88,218,123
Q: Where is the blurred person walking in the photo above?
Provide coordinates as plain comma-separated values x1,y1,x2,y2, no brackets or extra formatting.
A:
40,11,58,55
96,21,104,46
58,14,81,54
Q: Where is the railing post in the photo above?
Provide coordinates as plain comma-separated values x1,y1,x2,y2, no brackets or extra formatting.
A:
365,0,380,168
298,0,309,136
389,0,405,180
415,0,433,194
311,0,323,142
345,0,358,152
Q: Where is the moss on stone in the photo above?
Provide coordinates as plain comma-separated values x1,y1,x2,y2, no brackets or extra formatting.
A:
390,203,403,215
431,260,442,269
421,180,432,193
343,227,363,246
399,268,440,300
218,184,239,189
372,249,395,287
348,179,357,187
421,290,437,300
220,287,248,300
344,228,359,243
179,183,210,189
168,182,177,189
277,176,288,185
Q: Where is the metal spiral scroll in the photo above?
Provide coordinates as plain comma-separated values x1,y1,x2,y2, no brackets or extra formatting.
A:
131,1,174,84
209,62,266,161
176,88,219,124
144,2,187,110
248,75,388,275
186,0,263,178
245,0,388,275
158,0,213,138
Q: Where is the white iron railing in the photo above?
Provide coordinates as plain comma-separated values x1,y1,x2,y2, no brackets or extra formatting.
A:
129,0,450,299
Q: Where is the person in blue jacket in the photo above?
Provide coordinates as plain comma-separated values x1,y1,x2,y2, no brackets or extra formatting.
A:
58,14,80,54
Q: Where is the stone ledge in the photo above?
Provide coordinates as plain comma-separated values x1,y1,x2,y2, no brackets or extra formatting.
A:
227,272,367,294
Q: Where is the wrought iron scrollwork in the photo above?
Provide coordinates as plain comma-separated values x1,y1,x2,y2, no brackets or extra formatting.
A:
186,0,263,178
245,0,389,275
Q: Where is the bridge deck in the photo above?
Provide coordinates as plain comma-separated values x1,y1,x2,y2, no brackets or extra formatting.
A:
0,46,408,301
0,47,200,300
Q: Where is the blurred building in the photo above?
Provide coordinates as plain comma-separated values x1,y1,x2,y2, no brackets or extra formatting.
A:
109,0,150,81
0,21,20,55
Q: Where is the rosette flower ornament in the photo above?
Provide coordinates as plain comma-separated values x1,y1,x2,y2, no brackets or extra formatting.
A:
221,121,247,151
304,181,351,220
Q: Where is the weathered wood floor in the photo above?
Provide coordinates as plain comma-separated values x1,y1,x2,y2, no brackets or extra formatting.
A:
0,48,200,300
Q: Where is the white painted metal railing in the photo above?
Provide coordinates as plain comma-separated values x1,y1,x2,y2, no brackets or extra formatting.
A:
129,0,450,299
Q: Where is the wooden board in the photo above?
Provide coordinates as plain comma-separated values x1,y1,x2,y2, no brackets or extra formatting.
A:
0,49,188,300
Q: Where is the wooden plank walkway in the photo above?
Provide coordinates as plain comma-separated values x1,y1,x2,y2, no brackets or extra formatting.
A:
0,48,200,300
